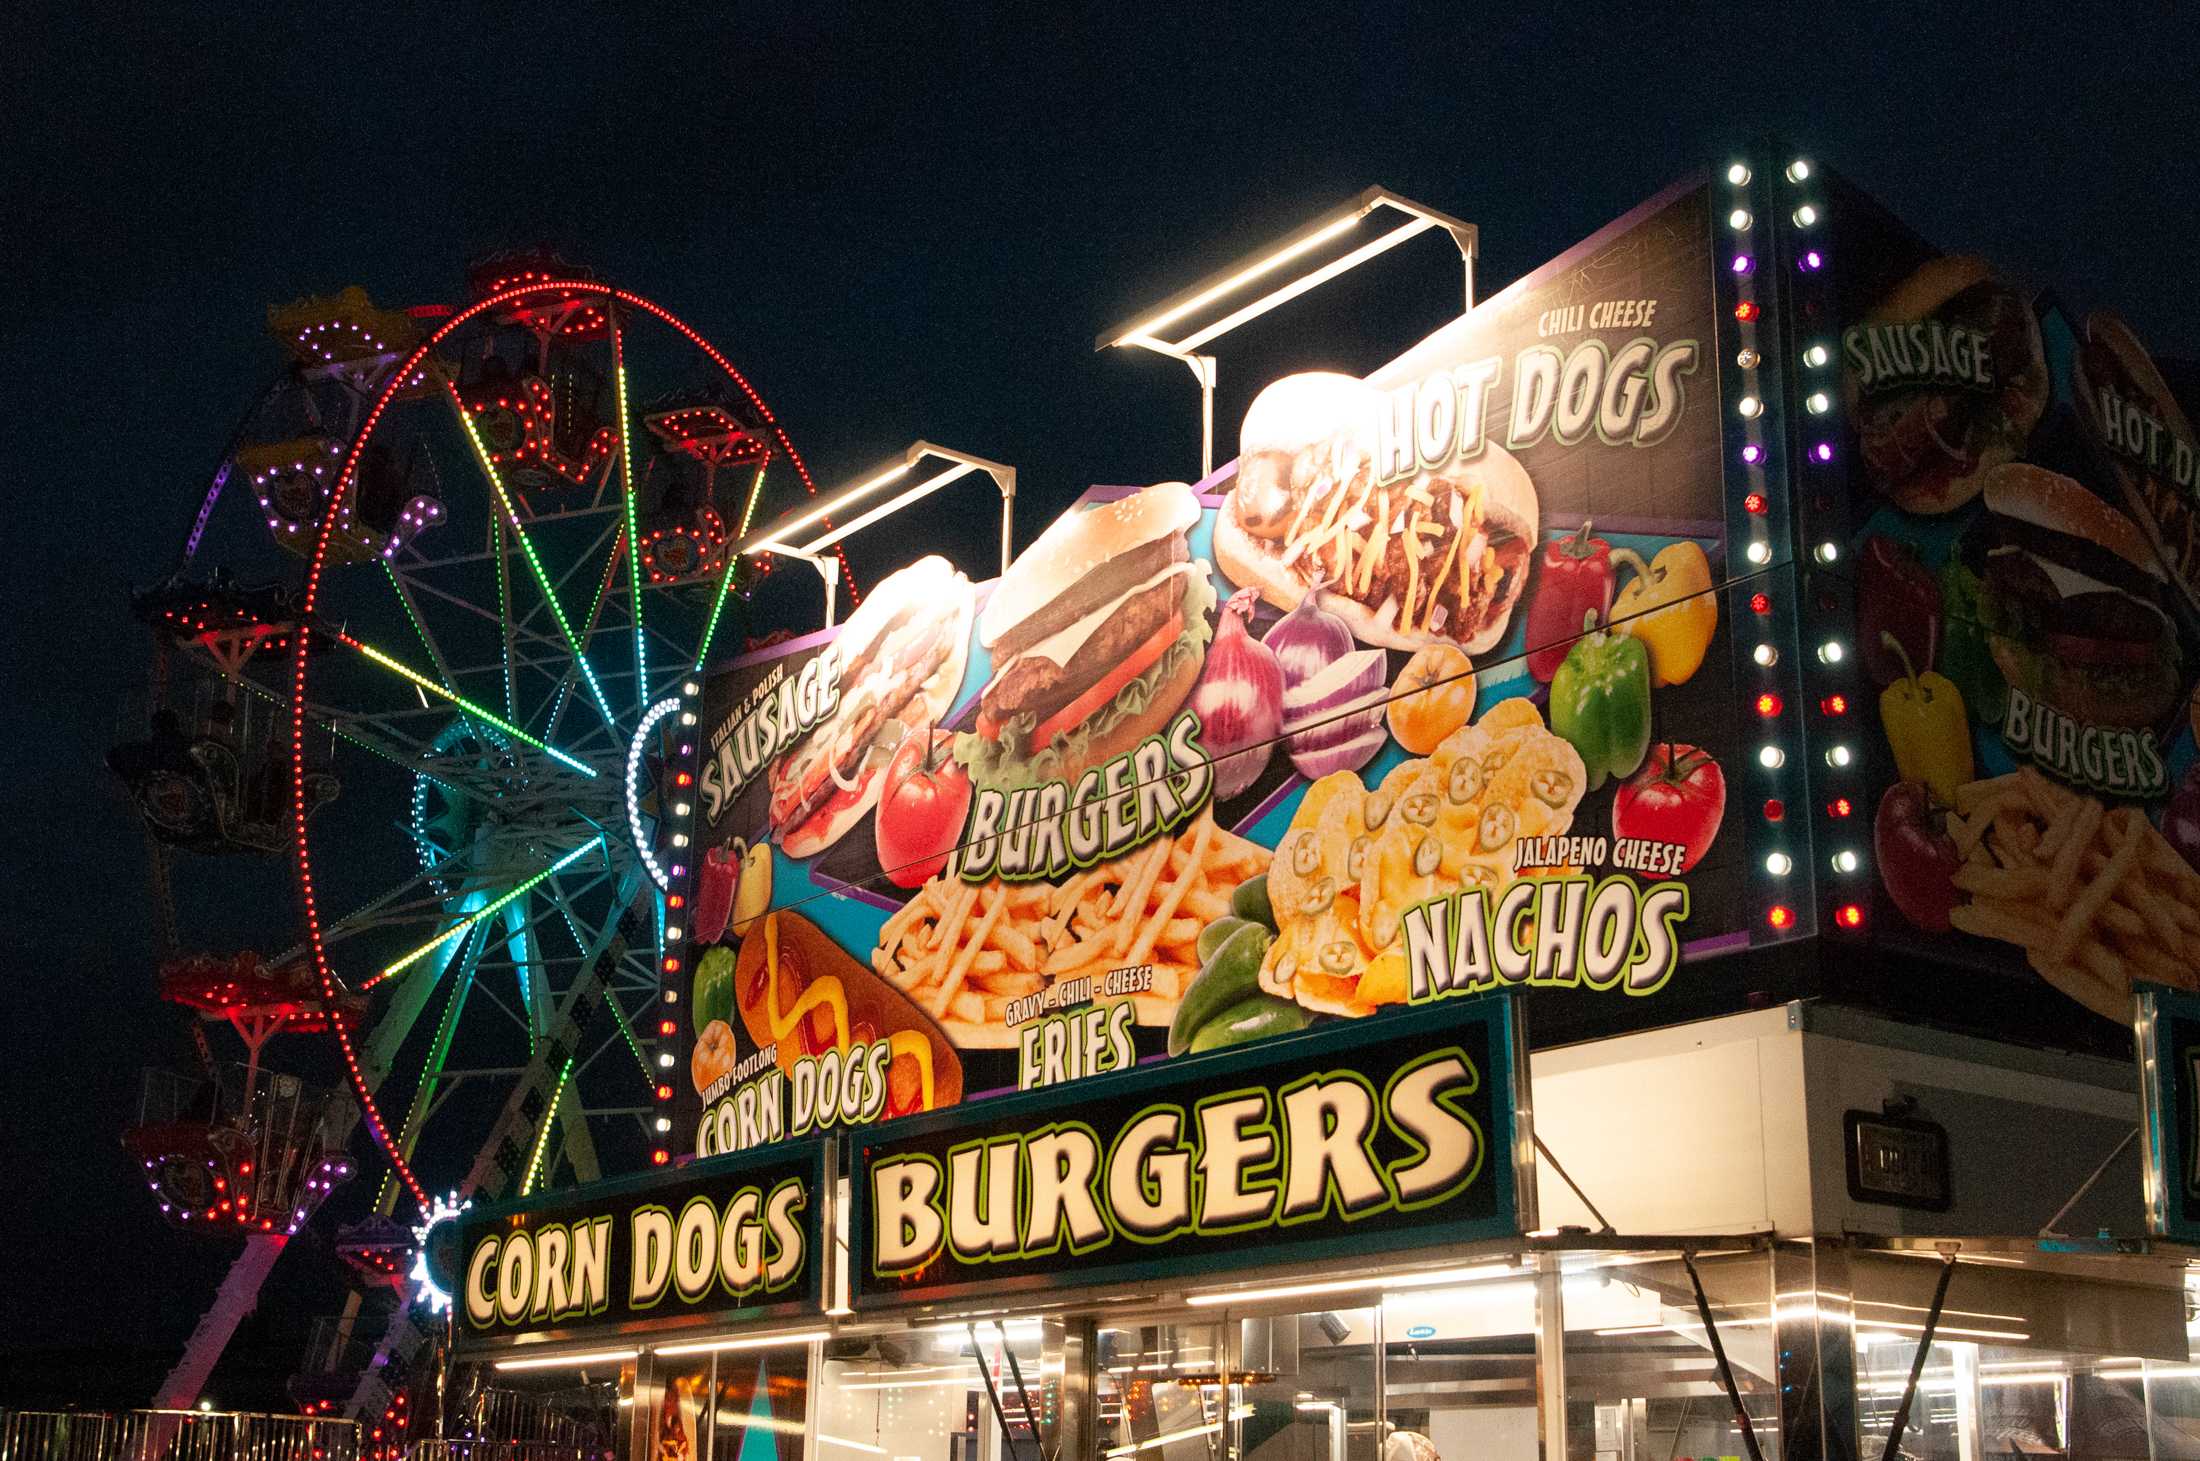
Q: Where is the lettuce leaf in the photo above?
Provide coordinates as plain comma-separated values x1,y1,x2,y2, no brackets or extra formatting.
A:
955,571,1217,793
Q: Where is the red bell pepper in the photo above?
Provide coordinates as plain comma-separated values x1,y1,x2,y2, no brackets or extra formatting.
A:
1858,534,1942,689
1525,520,1617,682
690,842,738,946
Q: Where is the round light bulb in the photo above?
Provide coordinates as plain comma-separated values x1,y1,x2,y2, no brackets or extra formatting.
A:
1765,852,1793,876
1727,163,1752,186
1737,348,1761,369
1815,542,1840,564
1826,745,1853,768
1759,746,1786,769
1787,160,1812,182
1737,395,1763,418
1832,850,1860,873
1754,643,1779,667
1818,641,1845,664
1746,541,1771,566
1793,204,1819,227
1806,391,1832,414
1803,344,1830,367
1729,208,1752,231
657,1052,675,1068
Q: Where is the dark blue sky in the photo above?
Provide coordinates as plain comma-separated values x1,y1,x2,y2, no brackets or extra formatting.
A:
4,0,2196,1393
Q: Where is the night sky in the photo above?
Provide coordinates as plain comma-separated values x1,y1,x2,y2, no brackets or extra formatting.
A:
5,1,2197,1404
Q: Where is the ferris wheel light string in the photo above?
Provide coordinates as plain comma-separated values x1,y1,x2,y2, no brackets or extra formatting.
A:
366,836,605,987
296,277,834,1213
444,381,617,728
335,630,596,779
626,696,683,892
519,1056,577,1197
609,322,647,699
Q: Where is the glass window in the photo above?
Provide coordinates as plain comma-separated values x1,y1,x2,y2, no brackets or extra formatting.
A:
818,1321,1046,1461
710,1346,809,1461
1384,1271,1541,1461
1096,1321,1233,1461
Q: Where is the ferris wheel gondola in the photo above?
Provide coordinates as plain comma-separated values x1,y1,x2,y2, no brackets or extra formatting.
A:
116,266,854,1425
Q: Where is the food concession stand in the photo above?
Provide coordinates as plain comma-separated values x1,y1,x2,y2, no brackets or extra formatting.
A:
444,150,2200,1461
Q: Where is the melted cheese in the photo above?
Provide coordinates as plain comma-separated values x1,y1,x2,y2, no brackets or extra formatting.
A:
1987,547,2169,625
992,561,1205,681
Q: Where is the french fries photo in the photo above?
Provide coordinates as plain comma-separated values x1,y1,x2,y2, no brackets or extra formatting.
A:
1945,768,2200,1019
871,809,1272,1046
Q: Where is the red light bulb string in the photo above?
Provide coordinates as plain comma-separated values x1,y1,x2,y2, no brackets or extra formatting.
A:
294,279,847,1214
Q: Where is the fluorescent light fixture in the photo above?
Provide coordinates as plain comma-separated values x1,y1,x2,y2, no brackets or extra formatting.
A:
493,1347,638,1371
654,1328,830,1356
738,442,1015,563
821,1440,887,1456
1116,214,1358,345
1186,1262,1517,1307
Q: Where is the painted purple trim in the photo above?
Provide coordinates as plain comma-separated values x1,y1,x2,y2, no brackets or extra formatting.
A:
1681,929,1750,958
804,866,906,914
1235,770,1303,835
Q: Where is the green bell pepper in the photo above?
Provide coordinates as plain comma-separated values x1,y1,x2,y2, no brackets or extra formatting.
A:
692,943,737,1037
1937,558,2005,727
1550,609,1652,791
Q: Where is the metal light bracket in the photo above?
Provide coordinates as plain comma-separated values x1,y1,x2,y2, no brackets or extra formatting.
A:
734,440,1018,625
1097,186,1478,477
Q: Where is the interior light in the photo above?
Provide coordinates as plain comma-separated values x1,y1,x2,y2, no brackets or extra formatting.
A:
494,1348,639,1372
655,1329,831,1357
1186,1263,1519,1308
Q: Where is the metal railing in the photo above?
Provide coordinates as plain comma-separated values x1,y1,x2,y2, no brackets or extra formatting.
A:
0,1410,361,1461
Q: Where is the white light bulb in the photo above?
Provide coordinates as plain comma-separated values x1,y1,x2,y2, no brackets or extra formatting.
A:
1746,541,1771,566
1803,344,1830,367
680,712,697,725
1729,208,1752,231
665,927,682,941
655,1117,671,1133
1754,643,1779,667
1765,852,1793,876
1786,160,1812,182
675,802,691,817
1815,542,1840,564
1737,395,1763,418
1737,348,1761,369
671,834,689,848
1827,745,1852,767
1759,746,1786,769
1832,850,1860,873
683,681,700,696
1818,641,1845,664
657,1052,675,1068
1727,163,1752,186
1807,391,1832,414
1793,204,1819,227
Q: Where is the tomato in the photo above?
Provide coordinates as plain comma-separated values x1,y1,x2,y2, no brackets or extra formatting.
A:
1386,643,1477,753
876,728,972,889
1028,611,1183,751
1611,743,1725,878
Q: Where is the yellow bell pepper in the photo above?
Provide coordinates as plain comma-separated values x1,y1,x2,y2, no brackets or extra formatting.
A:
1877,632,1972,804
1612,541,1717,686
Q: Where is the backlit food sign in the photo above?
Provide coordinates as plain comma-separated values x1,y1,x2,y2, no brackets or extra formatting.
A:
676,178,1769,1159
848,992,1528,1307
1826,175,2200,1028
451,1140,827,1350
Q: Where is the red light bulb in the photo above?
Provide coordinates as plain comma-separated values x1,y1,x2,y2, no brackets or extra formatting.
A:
1744,492,1768,515
1755,692,1783,716
1750,592,1772,615
1767,905,1795,930
1820,694,1848,715
651,1149,670,1166
1828,796,1853,818
1763,799,1785,822
1735,301,1761,322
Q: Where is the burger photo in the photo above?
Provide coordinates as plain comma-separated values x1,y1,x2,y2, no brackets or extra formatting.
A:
1848,255,2049,515
1978,463,2183,730
767,555,974,858
1214,371,1537,654
2072,310,2200,619
957,480,1215,789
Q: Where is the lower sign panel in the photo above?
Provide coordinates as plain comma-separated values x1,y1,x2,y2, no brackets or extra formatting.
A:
849,993,1529,1308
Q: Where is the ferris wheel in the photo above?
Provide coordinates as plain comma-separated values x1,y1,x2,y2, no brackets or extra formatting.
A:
112,256,850,1420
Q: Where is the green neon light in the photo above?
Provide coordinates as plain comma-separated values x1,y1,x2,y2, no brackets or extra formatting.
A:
494,517,515,720
519,1056,575,1197
694,465,768,671
447,384,615,726
612,354,647,698
374,920,482,1215
554,902,651,1081
340,632,596,779
369,837,603,985
382,562,450,689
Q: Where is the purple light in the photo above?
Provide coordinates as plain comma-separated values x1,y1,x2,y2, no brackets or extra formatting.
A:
1741,444,1764,466
1732,255,1754,275
1814,442,1836,463
1799,250,1824,272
